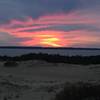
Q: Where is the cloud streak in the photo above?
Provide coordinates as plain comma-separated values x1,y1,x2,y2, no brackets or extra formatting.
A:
0,0,100,47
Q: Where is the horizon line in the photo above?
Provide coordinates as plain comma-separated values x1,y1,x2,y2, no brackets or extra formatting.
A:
0,46,100,50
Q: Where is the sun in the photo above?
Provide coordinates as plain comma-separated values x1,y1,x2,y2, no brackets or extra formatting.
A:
41,37,61,47
35,32,62,47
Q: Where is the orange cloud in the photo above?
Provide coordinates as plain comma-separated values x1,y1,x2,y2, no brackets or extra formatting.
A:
0,12,100,47
19,31,68,47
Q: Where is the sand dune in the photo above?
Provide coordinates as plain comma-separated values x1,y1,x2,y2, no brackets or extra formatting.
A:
0,60,100,100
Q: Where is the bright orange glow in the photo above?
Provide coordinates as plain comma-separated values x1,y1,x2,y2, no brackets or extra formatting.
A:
0,12,100,47
20,31,67,47
40,36,60,47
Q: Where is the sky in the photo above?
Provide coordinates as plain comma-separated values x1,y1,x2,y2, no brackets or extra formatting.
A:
0,0,100,48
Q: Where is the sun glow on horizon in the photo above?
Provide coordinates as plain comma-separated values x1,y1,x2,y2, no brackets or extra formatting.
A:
41,37,61,47
34,32,65,47
15,30,67,47
0,13,100,47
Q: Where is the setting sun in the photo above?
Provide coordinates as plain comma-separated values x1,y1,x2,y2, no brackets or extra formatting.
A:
35,32,62,47
41,37,61,47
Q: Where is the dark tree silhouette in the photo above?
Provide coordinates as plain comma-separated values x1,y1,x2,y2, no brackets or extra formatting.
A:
0,53,100,65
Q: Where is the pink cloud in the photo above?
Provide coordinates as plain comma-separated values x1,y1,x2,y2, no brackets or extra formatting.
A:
0,12,100,47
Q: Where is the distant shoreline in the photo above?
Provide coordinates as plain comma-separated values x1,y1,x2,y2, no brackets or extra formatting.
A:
0,46,100,50
0,53,100,65
0,47,100,57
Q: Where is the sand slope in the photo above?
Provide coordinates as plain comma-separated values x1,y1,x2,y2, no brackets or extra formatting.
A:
0,60,100,100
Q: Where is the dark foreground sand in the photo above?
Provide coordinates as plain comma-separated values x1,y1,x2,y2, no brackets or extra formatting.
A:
0,60,100,100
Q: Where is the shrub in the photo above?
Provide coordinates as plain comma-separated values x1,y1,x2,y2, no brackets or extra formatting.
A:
55,82,100,100
4,61,18,67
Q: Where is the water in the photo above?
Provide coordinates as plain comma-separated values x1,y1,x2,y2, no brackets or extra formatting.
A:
0,48,100,56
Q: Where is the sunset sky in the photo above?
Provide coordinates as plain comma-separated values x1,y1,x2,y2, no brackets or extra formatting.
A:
0,0,100,47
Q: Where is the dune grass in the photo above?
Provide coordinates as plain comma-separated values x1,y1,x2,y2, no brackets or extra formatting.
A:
55,82,100,100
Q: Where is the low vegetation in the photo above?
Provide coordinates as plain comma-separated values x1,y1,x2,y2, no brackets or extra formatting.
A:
55,82,100,100
0,53,100,65
0,80,30,100
4,61,18,67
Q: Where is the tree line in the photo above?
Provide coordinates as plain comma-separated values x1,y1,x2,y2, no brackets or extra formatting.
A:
0,53,100,65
